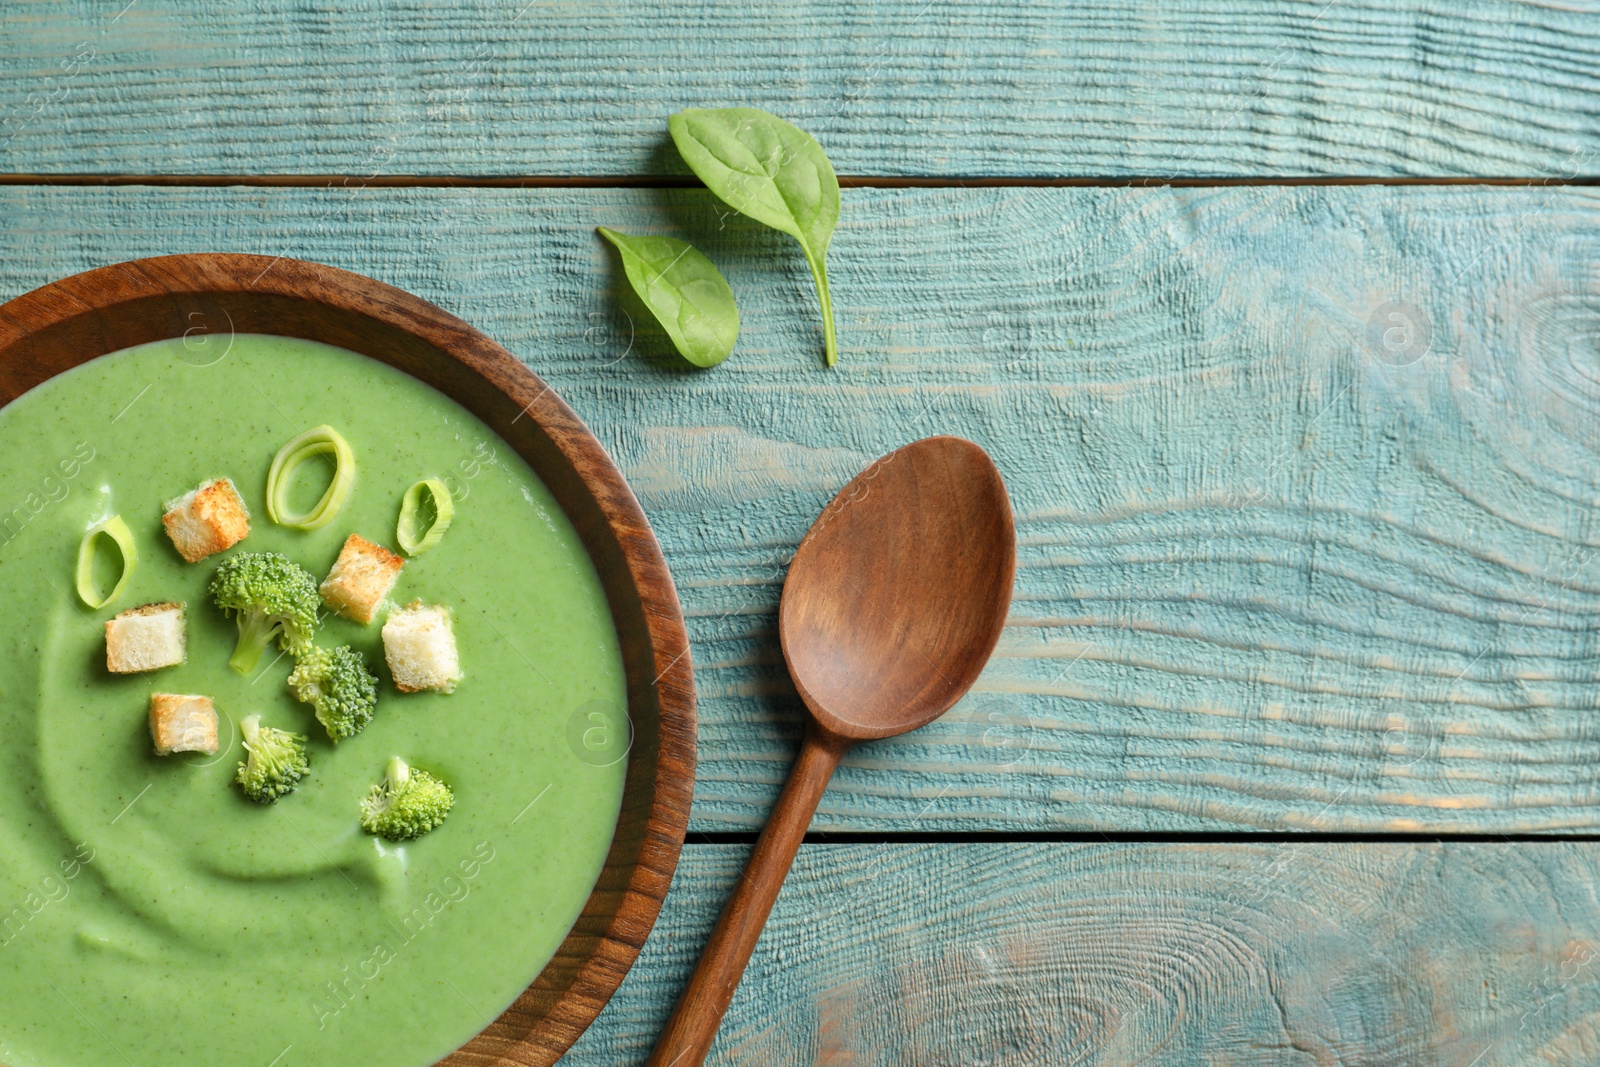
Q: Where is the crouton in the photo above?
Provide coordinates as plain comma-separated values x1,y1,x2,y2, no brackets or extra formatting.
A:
149,693,219,756
105,602,186,674
319,534,404,624
162,478,250,563
382,601,461,693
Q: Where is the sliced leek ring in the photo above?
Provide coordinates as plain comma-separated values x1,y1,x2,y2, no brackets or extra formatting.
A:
397,478,454,556
266,425,354,531
76,514,137,609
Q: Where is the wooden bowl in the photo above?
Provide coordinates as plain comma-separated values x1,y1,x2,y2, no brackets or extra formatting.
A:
0,253,697,1066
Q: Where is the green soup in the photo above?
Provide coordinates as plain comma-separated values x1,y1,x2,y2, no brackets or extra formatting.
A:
0,335,628,1067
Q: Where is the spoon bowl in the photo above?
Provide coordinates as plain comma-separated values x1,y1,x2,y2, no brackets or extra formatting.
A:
781,435,1016,739
649,435,1015,1067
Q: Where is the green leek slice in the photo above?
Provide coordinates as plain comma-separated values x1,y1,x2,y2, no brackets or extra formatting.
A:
266,425,355,531
396,478,454,556
76,515,137,608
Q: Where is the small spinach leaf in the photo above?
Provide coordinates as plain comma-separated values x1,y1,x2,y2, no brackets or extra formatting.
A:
597,227,740,368
668,107,840,367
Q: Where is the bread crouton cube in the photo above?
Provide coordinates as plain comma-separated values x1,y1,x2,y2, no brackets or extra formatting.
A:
382,601,461,693
320,534,404,624
105,602,186,674
162,478,250,563
149,693,219,756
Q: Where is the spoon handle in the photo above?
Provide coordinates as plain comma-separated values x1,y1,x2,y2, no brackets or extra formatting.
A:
646,727,845,1067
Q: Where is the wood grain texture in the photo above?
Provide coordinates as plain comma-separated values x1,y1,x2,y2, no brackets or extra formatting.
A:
648,438,1017,1063
779,436,1015,741
568,841,1600,1066
3,183,1600,832
2,0,1599,178
0,254,697,1067
647,730,844,1067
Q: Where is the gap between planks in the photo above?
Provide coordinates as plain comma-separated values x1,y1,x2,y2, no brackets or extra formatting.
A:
0,173,1598,189
689,831,1600,846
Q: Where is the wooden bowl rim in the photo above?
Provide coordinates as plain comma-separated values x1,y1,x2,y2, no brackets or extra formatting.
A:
0,253,697,1067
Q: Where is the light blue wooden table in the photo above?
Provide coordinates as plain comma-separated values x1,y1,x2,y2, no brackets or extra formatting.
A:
5,2,1600,1062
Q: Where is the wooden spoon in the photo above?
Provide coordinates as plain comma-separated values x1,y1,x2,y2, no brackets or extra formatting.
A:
646,435,1016,1066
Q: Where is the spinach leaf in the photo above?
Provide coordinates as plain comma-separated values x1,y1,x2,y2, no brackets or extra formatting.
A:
597,227,740,368
669,107,840,367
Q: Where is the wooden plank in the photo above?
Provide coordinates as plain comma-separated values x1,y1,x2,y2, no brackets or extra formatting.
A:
564,840,1600,1065
2,1,1598,179
3,183,1600,833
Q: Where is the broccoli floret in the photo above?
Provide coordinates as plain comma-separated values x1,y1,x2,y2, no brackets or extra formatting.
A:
235,714,310,804
359,757,454,841
209,551,321,674
287,645,378,743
